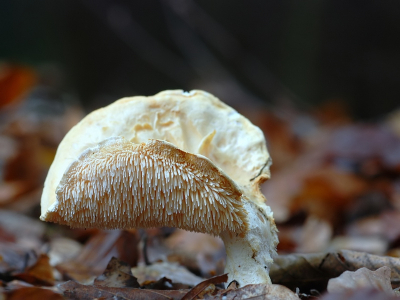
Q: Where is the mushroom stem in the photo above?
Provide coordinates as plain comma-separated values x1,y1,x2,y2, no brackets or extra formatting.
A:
220,201,277,287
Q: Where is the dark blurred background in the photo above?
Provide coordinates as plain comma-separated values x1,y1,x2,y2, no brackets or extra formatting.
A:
1,0,399,118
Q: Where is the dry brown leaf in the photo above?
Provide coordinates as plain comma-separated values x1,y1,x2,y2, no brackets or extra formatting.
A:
262,157,364,224
321,288,400,300
14,254,54,286
0,133,45,207
0,64,36,108
56,229,139,283
0,243,39,277
346,211,400,243
290,167,367,224
0,210,44,248
46,237,82,266
325,125,400,172
5,286,63,300
329,235,388,255
164,230,225,277
297,216,333,253
93,257,140,288
270,249,400,292
255,111,301,172
207,283,300,300
0,182,27,206
327,266,394,294
131,262,204,287
181,273,227,300
59,280,188,300
5,279,34,290
141,277,190,290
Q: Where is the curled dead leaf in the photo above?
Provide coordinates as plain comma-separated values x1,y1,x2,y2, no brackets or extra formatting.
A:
327,266,394,294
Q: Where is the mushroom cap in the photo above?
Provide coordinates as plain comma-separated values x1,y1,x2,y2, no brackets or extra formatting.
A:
47,137,246,235
41,90,271,234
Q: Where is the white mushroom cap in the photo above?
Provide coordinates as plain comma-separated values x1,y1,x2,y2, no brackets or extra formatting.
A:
41,90,271,225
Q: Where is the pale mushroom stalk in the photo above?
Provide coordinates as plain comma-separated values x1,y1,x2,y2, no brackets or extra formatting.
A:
221,200,277,286
40,90,279,287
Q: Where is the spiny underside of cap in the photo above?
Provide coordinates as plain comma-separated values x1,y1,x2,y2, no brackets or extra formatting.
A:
45,137,248,236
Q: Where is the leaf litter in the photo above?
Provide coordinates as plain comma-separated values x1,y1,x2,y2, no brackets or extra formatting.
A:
2,74,400,299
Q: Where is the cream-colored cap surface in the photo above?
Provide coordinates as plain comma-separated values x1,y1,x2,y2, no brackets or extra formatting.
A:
41,90,271,232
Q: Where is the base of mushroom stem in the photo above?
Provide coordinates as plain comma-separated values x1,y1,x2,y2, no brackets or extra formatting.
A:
220,200,277,287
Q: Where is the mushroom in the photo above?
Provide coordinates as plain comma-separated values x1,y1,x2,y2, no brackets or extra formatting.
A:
40,90,278,287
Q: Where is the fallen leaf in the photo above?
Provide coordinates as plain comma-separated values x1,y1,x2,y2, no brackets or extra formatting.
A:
0,210,45,248
256,111,302,172
325,125,400,172
329,235,388,255
320,288,399,300
208,283,300,300
4,279,34,290
346,211,400,243
93,257,140,288
271,250,400,292
56,229,139,283
141,277,188,290
46,237,82,266
165,229,225,277
181,273,227,300
14,254,54,286
290,166,367,224
5,286,63,300
131,262,204,287
297,216,333,253
59,280,187,300
0,63,36,108
327,266,394,294
0,243,39,277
